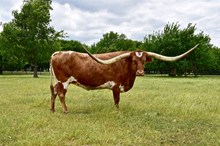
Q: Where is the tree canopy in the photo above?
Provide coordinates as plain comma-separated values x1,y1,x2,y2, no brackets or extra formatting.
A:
91,31,141,53
0,0,64,77
141,22,219,76
0,1,219,76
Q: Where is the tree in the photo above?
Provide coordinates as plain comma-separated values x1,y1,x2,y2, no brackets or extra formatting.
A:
1,0,64,77
60,40,87,52
142,22,217,76
0,22,28,72
0,34,3,74
92,31,140,53
212,47,220,74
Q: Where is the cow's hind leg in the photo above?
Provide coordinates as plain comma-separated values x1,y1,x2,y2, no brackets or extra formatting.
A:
112,86,120,110
58,91,68,113
56,82,68,113
50,84,57,112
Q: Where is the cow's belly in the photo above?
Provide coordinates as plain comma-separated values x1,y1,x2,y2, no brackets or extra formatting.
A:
72,80,115,90
53,75,125,92
74,81,125,93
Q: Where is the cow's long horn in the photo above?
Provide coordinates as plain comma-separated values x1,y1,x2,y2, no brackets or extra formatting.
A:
82,45,130,64
146,44,199,61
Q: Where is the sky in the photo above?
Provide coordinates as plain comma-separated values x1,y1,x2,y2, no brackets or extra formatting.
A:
1,0,220,47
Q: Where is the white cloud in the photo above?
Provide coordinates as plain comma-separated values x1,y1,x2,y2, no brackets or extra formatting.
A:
1,0,220,47
51,1,123,44
0,0,22,31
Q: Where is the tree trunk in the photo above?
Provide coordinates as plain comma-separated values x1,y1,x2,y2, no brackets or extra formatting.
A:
193,65,198,77
169,68,176,77
0,65,3,75
33,64,38,78
184,71,187,77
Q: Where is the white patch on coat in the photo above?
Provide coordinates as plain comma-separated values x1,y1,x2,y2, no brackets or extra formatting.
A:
62,76,77,89
135,52,143,58
62,51,75,55
119,85,125,92
97,81,116,89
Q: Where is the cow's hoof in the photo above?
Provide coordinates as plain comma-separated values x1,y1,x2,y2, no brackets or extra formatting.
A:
50,109,55,113
63,110,69,114
115,104,119,111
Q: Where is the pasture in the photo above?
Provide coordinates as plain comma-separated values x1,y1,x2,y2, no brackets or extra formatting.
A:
0,74,219,145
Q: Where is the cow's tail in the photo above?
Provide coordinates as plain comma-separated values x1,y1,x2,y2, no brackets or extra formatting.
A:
50,60,56,97
49,59,54,88
49,61,53,86
50,52,60,96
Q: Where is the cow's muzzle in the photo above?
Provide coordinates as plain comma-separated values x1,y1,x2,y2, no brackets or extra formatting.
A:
136,70,144,76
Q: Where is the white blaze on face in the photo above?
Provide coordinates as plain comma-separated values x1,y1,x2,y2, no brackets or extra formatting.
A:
135,52,143,58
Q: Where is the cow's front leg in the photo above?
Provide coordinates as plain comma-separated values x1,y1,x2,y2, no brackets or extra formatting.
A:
112,86,120,109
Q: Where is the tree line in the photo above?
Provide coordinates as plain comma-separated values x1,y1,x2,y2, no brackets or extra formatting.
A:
0,0,219,77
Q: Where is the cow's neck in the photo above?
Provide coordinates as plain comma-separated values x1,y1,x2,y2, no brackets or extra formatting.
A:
122,62,137,92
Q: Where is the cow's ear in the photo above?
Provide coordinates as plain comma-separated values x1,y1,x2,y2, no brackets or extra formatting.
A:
146,57,153,62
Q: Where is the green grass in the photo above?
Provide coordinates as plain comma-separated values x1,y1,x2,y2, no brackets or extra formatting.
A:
0,74,219,145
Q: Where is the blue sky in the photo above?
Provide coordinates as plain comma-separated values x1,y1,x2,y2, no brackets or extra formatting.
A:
1,0,220,47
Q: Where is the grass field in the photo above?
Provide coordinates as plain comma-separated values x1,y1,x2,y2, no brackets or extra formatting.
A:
0,74,219,146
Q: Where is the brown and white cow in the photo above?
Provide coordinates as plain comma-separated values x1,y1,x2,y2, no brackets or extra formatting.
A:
50,44,198,113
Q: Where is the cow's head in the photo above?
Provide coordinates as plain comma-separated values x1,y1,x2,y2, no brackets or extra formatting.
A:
83,44,199,76
130,51,153,76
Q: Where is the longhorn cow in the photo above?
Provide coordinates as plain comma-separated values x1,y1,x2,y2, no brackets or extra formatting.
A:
50,44,198,113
